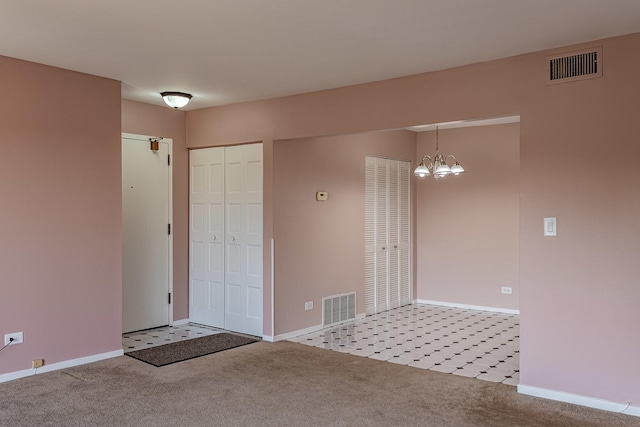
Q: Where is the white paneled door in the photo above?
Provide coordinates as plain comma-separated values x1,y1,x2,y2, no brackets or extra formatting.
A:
189,144,263,337
189,147,225,328
365,156,411,315
122,135,171,333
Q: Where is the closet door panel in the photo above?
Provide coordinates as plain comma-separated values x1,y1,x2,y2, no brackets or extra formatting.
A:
189,147,225,328
399,161,412,305
388,160,400,309
375,158,389,312
225,143,263,336
364,157,377,315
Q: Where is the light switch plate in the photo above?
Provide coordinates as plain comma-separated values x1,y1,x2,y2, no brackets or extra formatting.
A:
316,191,328,201
544,217,557,236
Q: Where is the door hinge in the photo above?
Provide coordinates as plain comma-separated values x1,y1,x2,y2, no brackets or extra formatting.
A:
168,224,171,235
168,293,172,304
168,154,171,166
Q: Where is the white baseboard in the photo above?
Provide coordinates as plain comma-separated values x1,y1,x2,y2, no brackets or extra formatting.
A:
274,324,324,342
415,299,520,315
0,349,124,384
171,318,190,326
271,313,366,342
262,335,274,342
518,384,640,417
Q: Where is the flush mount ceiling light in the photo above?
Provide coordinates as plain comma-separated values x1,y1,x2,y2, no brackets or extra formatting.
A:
161,91,192,109
414,126,465,180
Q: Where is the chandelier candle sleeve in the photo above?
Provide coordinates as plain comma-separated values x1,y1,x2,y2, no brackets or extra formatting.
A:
414,126,465,179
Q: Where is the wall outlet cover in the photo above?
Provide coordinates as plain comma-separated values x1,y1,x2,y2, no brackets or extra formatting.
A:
4,332,24,345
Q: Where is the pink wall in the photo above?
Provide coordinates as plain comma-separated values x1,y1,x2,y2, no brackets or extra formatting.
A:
273,131,416,333
187,33,640,405
0,56,122,374
416,124,520,309
121,100,189,320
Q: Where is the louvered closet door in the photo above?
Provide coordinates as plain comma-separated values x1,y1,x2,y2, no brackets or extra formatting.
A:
376,158,389,313
364,157,377,315
365,156,411,315
398,161,411,305
189,147,225,328
388,160,401,309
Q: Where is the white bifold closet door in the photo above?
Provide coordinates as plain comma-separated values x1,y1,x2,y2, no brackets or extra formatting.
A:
365,156,411,315
189,144,263,336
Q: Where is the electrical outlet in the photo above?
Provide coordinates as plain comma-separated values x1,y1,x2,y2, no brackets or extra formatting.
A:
32,359,44,369
4,332,23,345
501,286,513,295
304,301,313,310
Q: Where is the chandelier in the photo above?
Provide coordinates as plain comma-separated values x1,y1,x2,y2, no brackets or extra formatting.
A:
414,126,465,179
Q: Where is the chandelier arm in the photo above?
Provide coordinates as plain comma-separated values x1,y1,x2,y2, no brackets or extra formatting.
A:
422,155,433,169
444,154,457,165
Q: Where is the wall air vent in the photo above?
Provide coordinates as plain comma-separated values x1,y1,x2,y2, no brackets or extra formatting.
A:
547,47,602,84
322,292,356,327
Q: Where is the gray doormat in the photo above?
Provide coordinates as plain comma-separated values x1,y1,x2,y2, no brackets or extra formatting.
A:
125,333,259,367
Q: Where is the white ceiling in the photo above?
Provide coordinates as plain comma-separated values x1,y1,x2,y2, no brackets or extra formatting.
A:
2,1,639,110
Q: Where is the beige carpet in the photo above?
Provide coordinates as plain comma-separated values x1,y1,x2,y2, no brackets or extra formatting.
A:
0,341,634,427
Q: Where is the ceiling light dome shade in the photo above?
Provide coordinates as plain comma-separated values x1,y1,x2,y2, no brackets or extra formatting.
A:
161,91,192,109
450,162,465,175
414,162,430,177
435,164,452,176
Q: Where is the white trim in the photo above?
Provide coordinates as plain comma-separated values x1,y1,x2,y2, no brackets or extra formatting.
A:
406,115,520,133
273,324,323,342
262,335,274,342
270,238,275,339
121,133,174,328
518,384,640,417
273,313,366,342
172,318,190,326
415,299,520,315
0,349,123,384
167,137,174,325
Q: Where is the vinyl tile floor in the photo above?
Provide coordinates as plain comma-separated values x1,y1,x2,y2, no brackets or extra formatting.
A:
122,323,223,352
289,304,520,386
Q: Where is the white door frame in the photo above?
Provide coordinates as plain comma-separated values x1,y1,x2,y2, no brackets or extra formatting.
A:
122,132,174,327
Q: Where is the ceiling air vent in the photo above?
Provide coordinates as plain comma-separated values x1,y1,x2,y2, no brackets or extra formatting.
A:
546,46,602,84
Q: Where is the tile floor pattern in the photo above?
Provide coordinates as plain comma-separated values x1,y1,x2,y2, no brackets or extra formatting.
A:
122,323,223,352
290,304,520,386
